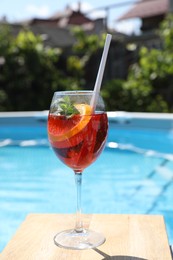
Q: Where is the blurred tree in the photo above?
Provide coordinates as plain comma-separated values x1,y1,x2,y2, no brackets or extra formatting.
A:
0,25,106,111
0,26,81,111
101,79,132,111
67,28,106,89
102,15,173,112
2,15,173,112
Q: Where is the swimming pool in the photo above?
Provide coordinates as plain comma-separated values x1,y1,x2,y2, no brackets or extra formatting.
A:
0,111,173,251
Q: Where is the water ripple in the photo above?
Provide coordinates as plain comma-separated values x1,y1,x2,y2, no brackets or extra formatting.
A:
0,138,49,147
107,141,173,161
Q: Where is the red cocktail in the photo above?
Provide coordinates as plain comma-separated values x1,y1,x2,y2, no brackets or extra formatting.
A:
47,91,108,249
48,112,108,172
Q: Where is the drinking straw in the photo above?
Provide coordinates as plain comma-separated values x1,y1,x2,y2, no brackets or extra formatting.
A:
90,33,112,112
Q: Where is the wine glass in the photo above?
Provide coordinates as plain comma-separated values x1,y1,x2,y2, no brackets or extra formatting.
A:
47,90,108,250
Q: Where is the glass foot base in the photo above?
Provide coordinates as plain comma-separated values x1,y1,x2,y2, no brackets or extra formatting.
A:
54,229,106,250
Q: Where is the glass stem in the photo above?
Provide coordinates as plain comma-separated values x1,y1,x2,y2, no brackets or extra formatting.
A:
74,171,83,233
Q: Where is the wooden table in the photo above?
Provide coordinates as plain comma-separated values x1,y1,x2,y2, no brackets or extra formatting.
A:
0,214,172,260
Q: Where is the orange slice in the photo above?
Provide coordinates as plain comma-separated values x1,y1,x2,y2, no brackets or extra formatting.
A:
49,104,92,142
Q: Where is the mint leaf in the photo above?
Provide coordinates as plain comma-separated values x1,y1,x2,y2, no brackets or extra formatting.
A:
52,96,79,117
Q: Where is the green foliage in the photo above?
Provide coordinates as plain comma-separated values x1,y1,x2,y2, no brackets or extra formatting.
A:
103,14,173,112
0,26,106,111
102,79,130,111
127,14,173,112
0,26,81,111
160,14,173,51
0,25,12,55
2,15,173,112
67,55,83,79
72,27,105,54
66,28,105,89
52,96,79,117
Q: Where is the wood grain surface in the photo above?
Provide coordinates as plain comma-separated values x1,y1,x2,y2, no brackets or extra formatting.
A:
0,214,172,260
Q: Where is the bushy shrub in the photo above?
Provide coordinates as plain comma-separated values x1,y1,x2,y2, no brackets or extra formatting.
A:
0,26,81,111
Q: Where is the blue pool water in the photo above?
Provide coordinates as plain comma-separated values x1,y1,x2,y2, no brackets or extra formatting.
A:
0,116,173,251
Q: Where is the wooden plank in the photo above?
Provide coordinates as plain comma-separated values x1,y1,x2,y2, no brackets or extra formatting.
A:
0,214,172,260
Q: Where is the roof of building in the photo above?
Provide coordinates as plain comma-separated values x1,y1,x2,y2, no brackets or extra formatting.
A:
118,0,169,21
20,5,93,28
2,4,128,48
49,6,93,26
